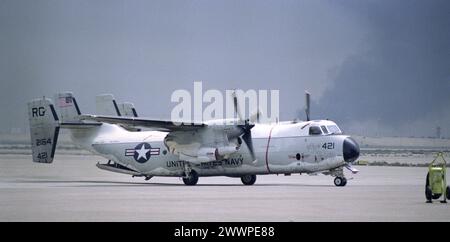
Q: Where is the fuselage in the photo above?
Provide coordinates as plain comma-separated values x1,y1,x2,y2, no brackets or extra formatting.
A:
69,119,359,177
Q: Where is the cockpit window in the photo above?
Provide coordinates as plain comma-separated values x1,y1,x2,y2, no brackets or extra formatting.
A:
320,126,329,134
309,126,322,135
327,125,342,134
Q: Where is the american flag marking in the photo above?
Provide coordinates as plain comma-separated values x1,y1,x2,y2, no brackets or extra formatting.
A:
58,96,73,108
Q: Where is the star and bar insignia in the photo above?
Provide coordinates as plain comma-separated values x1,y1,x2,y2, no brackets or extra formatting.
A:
125,142,160,163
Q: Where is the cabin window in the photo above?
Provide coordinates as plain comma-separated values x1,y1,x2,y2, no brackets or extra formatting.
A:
327,125,342,134
309,126,322,135
321,126,329,134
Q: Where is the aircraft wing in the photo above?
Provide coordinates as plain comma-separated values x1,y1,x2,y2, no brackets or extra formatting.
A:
80,114,206,131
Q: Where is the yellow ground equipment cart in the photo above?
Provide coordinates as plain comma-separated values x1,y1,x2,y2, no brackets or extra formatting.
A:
425,152,450,203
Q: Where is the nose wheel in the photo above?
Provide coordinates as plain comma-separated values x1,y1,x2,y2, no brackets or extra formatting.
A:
334,177,347,187
329,167,348,186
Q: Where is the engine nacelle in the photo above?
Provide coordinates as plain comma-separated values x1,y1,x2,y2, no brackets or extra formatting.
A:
216,146,239,157
197,147,218,161
197,146,239,161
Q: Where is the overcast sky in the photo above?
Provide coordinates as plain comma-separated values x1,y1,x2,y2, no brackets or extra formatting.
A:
0,0,449,137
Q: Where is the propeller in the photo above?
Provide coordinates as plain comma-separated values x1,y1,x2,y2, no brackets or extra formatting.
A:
238,120,256,161
232,91,256,161
232,91,244,121
249,109,262,123
305,91,311,121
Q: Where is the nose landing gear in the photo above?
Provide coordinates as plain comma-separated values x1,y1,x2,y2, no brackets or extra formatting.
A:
334,177,347,187
329,167,348,187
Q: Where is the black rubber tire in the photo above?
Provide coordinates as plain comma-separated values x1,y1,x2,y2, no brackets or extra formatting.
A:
425,186,432,201
182,170,199,186
425,172,432,201
334,177,344,187
341,178,347,186
432,193,442,200
241,175,257,185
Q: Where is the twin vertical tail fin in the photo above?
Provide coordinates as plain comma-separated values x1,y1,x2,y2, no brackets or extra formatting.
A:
96,94,122,116
118,102,138,117
54,92,82,124
27,98,60,163
95,94,140,131
28,92,139,163
28,92,102,163
96,94,138,117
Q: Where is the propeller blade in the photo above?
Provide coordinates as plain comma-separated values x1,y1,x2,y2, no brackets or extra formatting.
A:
242,131,255,161
232,91,256,161
232,91,244,121
305,91,310,121
249,109,262,123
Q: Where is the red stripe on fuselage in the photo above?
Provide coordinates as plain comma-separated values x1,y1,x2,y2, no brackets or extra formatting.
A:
265,125,276,173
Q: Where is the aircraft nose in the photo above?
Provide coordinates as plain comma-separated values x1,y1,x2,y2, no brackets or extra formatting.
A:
343,137,360,163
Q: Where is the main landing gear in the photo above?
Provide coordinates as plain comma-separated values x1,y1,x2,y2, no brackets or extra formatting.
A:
182,170,199,186
182,163,198,186
241,174,257,185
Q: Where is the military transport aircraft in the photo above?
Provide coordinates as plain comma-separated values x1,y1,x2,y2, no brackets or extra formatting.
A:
27,92,360,186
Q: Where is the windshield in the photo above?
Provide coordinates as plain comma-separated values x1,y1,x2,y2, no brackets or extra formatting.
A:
320,125,329,134
309,126,322,135
327,125,342,134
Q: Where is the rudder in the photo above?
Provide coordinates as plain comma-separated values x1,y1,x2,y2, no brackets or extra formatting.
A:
27,98,60,163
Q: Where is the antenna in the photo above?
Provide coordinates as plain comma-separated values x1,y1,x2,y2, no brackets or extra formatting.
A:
305,91,310,121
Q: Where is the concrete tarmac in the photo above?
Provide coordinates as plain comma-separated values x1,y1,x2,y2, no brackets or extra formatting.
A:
0,154,449,221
